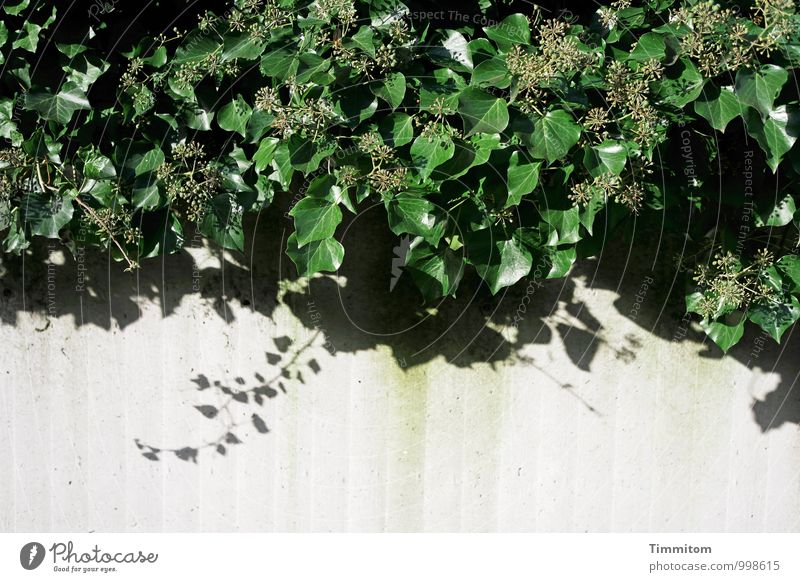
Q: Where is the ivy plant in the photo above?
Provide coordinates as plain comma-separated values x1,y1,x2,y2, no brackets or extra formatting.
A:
1,0,800,352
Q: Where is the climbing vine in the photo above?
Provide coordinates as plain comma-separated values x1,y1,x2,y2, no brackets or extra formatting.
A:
1,0,799,351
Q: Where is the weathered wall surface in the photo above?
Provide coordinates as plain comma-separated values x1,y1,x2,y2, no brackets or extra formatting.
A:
1,214,798,532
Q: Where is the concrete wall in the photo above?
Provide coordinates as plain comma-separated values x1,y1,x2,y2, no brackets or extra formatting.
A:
1,212,798,532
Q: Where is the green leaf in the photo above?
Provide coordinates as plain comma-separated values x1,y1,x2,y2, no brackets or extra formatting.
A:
484,14,530,52
471,57,510,88
217,94,252,138
12,20,42,52
430,30,473,71
547,246,577,279
82,151,116,180
222,32,266,61
735,65,788,118
694,85,743,132
333,86,378,128
701,315,745,352
744,105,800,172
21,192,73,238
777,255,800,293
583,140,627,177
173,34,220,64
199,194,245,252
385,194,445,246
655,58,703,108
530,110,581,163
134,148,164,177
506,151,540,207
132,176,162,209
286,232,344,275
404,243,464,301
23,84,90,125
290,197,343,246
260,48,297,80
458,87,509,137
748,298,800,343
253,137,280,172
467,232,533,294
628,32,666,62
372,72,405,110
379,112,414,147
296,53,333,84
141,211,184,258
346,25,375,57
540,207,581,245
286,134,335,174
755,193,796,227
3,0,30,16
410,134,456,180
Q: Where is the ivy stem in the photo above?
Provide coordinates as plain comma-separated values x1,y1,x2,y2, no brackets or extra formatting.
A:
71,195,138,271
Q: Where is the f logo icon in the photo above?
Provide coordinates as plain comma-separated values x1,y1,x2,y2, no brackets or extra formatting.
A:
20,542,45,570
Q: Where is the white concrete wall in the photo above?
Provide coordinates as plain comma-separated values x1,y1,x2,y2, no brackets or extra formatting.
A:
1,221,798,532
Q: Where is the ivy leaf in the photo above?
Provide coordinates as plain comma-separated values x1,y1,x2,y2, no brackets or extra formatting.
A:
290,197,343,247
744,105,800,172
253,137,280,171
777,255,800,292
287,134,335,174
141,211,184,258
755,192,796,227
654,58,703,108
385,194,445,246
540,207,581,245
199,194,245,252
735,65,788,118
217,94,252,137
21,192,74,238
173,34,220,64
547,246,577,279
132,175,162,210
458,87,509,137
296,53,333,84
260,48,297,80
134,148,164,177
372,72,405,110
410,133,456,180
471,57,510,88
379,112,414,147
484,14,530,52
222,32,266,61
24,84,90,125
467,231,533,294
430,30,473,71
506,151,541,208
748,298,800,343
404,242,464,301
3,0,30,16
694,85,742,132
82,151,116,180
583,140,627,177
628,32,666,62
701,315,746,353
346,25,375,57
286,232,344,275
530,110,581,163
333,86,378,128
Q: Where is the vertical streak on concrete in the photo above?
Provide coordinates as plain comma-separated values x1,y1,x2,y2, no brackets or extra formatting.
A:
385,361,427,531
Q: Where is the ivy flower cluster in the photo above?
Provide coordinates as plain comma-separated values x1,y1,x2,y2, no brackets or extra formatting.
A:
157,141,220,222
506,19,594,95
692,249,781,318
